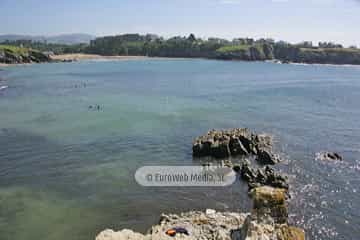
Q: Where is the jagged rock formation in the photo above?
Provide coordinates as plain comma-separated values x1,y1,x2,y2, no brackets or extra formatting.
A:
96,129,299,240
96,210,248,240
192,129,278,165
95,187,304,240
315,151,343,161
194,128,288,193
250,186,288,224
240,163,289,191
0,46,50,64
235,186,304,240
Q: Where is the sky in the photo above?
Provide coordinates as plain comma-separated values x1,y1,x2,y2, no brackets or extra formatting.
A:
1,0,359,46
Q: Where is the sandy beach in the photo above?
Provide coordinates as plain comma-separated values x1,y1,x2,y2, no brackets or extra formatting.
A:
0,54,150,67
50,53,150,61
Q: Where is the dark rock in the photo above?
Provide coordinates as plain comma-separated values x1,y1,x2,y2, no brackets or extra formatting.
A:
62,59,74,63
193,139,213,157
255,169,267,184
210,140,230,158
256,148,278,165
229,137,249,155
240,164,288,191
30,50,51,62
255,134,273,149
316,151,343,161
232,164,241,173
193,128,275,160
240,135,258,154
240,162,256,182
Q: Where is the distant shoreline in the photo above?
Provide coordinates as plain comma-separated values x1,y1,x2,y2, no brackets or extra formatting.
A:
49,54,360,67
0,62,32,67
0,54,152,67
2,54,360,68
50,53,151,61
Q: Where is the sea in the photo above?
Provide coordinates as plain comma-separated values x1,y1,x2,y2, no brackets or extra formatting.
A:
0,59,359,240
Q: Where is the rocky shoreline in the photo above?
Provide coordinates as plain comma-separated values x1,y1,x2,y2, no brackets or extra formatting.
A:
193,129,278,165
96,186,304,240
193,129,288,192
96,128,303,240
0,46,51,64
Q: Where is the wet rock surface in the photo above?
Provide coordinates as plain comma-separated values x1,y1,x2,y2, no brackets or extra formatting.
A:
192,129,277,165
194,128,289,194
240,164,289,191
316,151,343,161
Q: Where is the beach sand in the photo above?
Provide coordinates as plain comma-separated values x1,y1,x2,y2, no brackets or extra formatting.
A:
50,54,150,61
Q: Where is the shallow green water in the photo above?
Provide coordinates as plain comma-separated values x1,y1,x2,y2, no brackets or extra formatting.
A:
0,59,359,239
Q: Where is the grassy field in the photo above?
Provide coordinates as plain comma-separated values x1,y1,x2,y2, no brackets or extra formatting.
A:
215,44,251,53
0,44,31,54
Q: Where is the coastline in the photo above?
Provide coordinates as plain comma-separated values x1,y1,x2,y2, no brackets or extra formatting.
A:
2,53,360,67
50,54,360,66
50,53,151,61
1,56,357,239
0,62,33,67
96,186,305,240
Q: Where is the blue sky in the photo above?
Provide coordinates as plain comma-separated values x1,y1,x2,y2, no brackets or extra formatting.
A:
1,0,359,46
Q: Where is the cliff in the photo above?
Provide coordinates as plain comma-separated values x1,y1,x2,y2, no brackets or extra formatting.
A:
84,34,360,65
0,45,51,64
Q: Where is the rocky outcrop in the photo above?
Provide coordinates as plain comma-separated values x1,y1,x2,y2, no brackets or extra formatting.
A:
236,216,305,240
234,186,304,240
276,226,305,240
250,186,288,224
96,210,248,240
315,151,343,161
97,229,146,240
0,46,51,64
193,129,288,193
96,128,301,240
240,163,289,191
193,129,278,165
96,187,304,240
215,44,274,61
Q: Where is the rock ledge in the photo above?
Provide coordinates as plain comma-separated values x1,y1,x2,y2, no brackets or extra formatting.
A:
96,186,304,240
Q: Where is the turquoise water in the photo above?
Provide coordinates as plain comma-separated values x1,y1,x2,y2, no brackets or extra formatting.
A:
0,59,359,240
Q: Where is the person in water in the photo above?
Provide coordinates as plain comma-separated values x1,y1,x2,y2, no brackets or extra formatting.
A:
88,105,102,110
